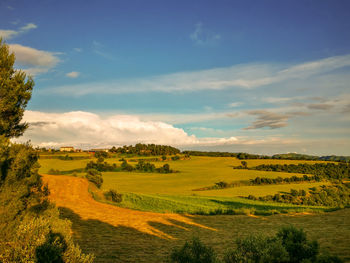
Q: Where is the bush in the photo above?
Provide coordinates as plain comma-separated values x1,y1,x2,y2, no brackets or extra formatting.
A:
104,189,123,203
170,226,343,263
224,235,288,263
48,168,61,175
277,225,319,263
85,169,103,188
169,237,217,263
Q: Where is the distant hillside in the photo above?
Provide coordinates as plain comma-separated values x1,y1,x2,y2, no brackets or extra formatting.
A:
183,150,350,162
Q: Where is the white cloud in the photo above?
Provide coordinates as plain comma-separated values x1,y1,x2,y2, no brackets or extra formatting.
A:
228,102,242,108
74,48,82,52
20,23,37,31
190,22,221,45
42,53,350,96
9,44,60,75
17,110,243,149
0,29,18,39
66,71,80,78
15,110,350,155
0,23,37,40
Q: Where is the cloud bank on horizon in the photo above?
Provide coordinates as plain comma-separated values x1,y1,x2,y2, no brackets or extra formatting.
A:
1,0,350,155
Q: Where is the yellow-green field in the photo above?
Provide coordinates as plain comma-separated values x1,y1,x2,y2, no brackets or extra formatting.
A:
39,153,350,262
39,154,334,214
39,155,329,197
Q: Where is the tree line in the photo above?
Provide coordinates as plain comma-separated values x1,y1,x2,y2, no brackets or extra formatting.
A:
239,163,350,180
247,183,350,207
109,143,180,156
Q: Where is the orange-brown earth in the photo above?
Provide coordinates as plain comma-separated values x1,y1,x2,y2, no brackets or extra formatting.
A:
41,174,214,239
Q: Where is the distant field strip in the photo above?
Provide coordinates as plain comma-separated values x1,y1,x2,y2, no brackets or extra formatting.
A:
41,174,214,239
113,191,329,215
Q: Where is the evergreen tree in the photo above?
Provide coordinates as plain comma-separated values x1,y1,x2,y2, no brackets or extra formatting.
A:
0,38,34,138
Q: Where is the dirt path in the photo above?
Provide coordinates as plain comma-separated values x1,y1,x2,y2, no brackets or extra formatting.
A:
41,174,214,239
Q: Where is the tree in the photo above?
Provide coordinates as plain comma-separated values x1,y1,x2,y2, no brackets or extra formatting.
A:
241,161,247,168
0,38,34,138
169,237,217,263
0,39,93,262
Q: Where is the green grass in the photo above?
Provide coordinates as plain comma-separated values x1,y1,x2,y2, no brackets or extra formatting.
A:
115,192,329,215
40,155,337,214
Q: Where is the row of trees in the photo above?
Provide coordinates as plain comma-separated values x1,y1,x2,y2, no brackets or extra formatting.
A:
245,163,350,180
170,226,342,263
193,175,321,192
247,183,350,207
250,174,321,185
109,143,180,156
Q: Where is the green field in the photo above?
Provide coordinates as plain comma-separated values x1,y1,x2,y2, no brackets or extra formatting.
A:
39,154,336,215
39,153,350,262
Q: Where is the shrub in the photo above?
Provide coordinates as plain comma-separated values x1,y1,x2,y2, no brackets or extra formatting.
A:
85,169,103,188
104,189,123,203
224,235,288,263
48,168,61,175
277,226,319,263
169,237,217,263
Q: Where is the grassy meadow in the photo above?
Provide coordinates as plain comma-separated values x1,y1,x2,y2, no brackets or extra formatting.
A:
39,152,350,262
39,153,334,214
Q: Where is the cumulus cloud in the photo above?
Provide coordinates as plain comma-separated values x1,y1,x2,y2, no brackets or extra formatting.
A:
42,53,350,96
190,22,221,45
9,44,60,75
19,110,241,149
66,71,80,78
0,23,37,40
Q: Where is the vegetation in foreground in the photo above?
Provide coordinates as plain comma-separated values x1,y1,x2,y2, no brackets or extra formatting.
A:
0,39,93,262
170,226,342,263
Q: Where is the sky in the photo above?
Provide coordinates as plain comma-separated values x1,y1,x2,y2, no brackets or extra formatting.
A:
1,0,350,155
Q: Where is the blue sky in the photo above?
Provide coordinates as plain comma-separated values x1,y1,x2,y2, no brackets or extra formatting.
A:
1,0,350,155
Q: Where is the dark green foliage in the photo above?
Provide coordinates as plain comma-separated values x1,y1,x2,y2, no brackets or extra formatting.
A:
224,235,288,263
171,226,341,263
247,163,350,180
215,181,228,189
247,184,350,207
48,169,62,175
250,174,321,185
94,151,109,159
86,160,117,172
36,232,67,263
121,160,134,171
0,39,93,263
110,143,180,156
169,237,217,263
158,163,172,173
223,226,341,263
104,189,123,203
136,160,156,172
162,155,167,161
85,169,103,188
277,226,319,263
0,39,34,138
171,155,180,161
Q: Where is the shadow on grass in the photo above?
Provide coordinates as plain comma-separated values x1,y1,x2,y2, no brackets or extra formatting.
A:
59,207,350,263
209,198,325,214
58,207,212,263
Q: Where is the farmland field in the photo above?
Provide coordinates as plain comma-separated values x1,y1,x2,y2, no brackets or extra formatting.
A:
39,153,350,262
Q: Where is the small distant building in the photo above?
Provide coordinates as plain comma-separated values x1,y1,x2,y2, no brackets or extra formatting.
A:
60,146,74,152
